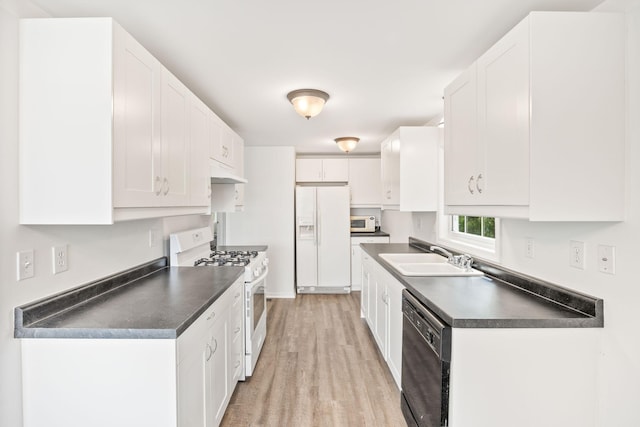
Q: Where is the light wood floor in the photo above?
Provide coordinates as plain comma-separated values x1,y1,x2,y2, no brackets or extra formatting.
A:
221,292,407,427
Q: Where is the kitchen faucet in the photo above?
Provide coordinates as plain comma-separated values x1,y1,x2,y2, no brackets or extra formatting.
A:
430,246,474,271
429,245,453,260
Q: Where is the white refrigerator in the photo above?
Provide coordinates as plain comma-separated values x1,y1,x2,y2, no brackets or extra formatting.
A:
296,185,351,293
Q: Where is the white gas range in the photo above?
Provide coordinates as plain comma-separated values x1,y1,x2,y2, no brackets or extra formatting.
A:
169,227,268,379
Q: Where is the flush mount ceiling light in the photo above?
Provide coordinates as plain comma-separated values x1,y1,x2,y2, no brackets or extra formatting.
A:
334,137,360,153
286,89,330,119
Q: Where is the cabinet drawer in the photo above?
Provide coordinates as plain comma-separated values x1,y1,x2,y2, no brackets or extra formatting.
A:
351,236,390,245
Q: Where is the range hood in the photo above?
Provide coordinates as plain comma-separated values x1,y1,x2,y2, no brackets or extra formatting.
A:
210,159,248,184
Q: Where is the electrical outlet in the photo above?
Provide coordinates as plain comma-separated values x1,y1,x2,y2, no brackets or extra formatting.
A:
598,245,616,275
52,245,68,274
569,241,585,270
149,228,160,248
525,238,535,259
17,250,35,280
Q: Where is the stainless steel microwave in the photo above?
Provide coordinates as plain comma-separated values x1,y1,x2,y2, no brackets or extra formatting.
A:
350,216,375,232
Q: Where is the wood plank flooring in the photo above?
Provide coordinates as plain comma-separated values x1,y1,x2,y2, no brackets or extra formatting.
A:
221,292,407,427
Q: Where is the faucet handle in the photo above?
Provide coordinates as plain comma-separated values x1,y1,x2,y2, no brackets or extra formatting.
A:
461,254,474,271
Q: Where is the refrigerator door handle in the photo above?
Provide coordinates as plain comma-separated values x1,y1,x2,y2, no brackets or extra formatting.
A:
317,210,321,246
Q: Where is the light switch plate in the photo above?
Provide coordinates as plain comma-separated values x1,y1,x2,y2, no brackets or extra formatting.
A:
598,245,615,274
17,250,35,280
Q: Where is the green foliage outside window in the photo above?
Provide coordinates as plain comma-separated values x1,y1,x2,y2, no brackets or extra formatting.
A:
454,216,495,239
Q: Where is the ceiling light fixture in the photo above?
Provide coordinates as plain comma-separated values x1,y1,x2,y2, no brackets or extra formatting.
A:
334,137,359,153
286,89,329,119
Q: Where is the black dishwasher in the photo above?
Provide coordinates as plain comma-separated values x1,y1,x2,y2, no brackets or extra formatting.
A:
401,290,451,427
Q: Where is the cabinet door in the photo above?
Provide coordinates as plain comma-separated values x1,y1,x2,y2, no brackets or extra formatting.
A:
444,64,478,206
207,316,228,427
381,139,400,207
112,26,162,207
373,273,388,358
189,95,212,207
218,125,235,167
322,158,349,182
296,158,323,182
386,275,405,388
477,19,530,206
178,342,207,427
161,70,190,205
360,254,370,319
348,158,381,206
228,280,244,387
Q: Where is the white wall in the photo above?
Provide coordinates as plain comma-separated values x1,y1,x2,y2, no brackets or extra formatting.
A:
0,2,207,425
225,147,296,298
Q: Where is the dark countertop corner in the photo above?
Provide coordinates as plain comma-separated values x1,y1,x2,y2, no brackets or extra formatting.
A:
351,230,390,237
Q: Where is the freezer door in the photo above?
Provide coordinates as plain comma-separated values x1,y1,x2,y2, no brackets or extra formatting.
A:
296,186,318,288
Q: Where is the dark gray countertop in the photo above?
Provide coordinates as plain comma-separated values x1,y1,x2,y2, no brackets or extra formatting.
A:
15,259,244,339
351,230,390,237
361,242,603,328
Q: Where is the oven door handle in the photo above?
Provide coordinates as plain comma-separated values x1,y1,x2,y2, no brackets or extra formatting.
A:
247,266,269,286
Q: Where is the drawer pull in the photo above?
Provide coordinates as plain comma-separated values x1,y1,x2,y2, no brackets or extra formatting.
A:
207,311,216,321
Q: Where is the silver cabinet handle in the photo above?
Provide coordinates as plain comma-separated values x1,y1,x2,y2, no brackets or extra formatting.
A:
234,326,241,334
205,343,213,361
154,176,162,196
234,360,241,368
211,338,218,354
476,173,483,194
163,178,169,195
468,175,475,194
206,311,216,321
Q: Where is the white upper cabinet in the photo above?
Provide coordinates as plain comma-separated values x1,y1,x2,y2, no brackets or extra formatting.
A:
296,158,349,182
189,95,212,207
444,12,625,221
348,158,381,207
19,17,217,224
159,69,191,206
380,127,439,212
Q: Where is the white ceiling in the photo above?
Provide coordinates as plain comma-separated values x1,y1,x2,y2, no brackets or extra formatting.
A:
31,0,603,154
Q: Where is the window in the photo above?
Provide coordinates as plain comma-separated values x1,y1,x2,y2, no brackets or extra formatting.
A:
452,216,495,239
437,214,499,261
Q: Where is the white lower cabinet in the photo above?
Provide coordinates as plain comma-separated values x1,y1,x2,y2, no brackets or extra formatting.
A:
351,236,390,290
20,278,244,427
177,278,243,427
361,253,404,389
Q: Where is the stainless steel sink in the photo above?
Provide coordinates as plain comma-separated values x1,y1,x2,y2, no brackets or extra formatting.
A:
378,252,484,277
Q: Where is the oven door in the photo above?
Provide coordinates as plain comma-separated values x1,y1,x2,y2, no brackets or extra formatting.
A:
245,267,268,376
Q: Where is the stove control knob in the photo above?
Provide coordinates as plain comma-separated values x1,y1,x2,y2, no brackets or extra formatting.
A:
253,269,260,278
262,258,269,267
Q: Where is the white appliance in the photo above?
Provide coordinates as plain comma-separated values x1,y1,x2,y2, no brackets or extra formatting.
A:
350,215,376,232
296,185,351,293
169,227,268,378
